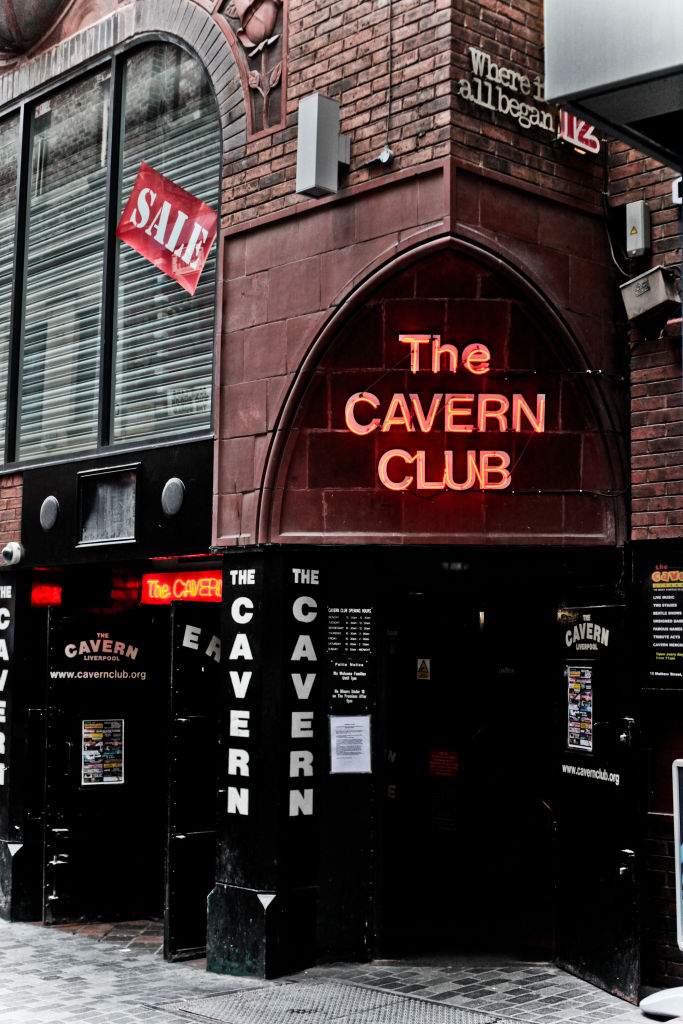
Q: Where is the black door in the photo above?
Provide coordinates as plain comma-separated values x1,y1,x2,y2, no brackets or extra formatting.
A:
380,567,556,956
164,602,220,960
555,603,640,1001
43,609,168,923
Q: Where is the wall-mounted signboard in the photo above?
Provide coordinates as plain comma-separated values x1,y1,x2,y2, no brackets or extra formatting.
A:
458,44,601,155
649,569,683,684
328,605,374,712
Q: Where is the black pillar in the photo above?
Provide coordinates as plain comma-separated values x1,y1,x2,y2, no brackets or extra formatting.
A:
207,551,324,977
0,571,43,921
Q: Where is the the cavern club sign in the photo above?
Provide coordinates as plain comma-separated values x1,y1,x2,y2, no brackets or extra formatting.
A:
116,162,217,295
141,571,222,604
344,334,546,492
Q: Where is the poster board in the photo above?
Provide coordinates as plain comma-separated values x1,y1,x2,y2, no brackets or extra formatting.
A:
82,719,125,785
566,663,593,752
650,571,683,683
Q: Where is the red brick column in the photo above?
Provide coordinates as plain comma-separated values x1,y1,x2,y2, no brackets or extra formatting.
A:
0,476,21,544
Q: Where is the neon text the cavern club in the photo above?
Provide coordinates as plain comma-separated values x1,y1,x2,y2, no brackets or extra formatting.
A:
344,334,546,492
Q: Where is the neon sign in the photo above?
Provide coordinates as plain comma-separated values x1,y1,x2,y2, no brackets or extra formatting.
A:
141,571,222,604
344,334,546,492
558,111,600,156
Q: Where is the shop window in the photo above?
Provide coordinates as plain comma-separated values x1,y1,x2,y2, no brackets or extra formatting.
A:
0,43,220,465
79,466,137,545
20,78,107,459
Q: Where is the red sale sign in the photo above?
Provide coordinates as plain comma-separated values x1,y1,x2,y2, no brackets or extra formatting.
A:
116,162,217,295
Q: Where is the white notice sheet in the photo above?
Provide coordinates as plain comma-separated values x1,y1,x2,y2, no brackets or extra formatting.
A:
329,714,372,774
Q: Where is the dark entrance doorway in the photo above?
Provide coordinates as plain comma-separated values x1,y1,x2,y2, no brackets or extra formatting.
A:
376,549,641,1003
43,599,220,960
165,601,221,960
554,601,640,1001
44,609,168,924
379,554,557,958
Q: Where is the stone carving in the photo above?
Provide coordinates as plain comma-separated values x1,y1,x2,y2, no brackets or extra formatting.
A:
220,0,284,135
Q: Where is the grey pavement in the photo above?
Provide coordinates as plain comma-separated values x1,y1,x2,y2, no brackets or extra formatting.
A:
0,918,652,1024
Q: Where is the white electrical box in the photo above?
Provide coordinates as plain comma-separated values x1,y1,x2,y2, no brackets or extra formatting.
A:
625,200,650,258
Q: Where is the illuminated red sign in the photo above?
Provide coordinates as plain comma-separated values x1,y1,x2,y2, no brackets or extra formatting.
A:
31,583,63,607
344,334,546,492
558,111,601,155
141,571,222,604
116,162,217,296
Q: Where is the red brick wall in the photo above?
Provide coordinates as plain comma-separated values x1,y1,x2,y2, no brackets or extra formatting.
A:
613,137,683,986
606,123,682,544
4,0,605,226
216,0,619,548
0,474,22,543
609,141,680,268
631,330,683,540
224,0,605,225
452,0,603,207
611,136,683,541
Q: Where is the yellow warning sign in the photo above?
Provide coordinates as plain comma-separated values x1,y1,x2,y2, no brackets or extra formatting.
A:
630,226,638,234
417,658,431,680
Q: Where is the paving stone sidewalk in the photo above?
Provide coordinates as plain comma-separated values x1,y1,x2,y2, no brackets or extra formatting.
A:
301,956,648,1024
0,918,651,1024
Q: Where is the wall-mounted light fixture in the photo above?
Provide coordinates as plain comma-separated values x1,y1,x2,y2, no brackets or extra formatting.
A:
296,94,351,198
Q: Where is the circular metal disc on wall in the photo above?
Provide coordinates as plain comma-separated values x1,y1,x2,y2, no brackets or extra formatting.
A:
161,477,185,516
39,495,59,531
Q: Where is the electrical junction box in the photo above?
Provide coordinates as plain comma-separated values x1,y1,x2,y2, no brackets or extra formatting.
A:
620,265,681,322
296,94,351,198
625,200,650,257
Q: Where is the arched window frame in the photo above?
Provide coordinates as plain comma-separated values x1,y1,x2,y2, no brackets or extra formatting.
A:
0,38,222,468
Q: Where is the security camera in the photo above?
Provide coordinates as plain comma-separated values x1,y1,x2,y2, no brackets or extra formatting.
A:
1,542,23,566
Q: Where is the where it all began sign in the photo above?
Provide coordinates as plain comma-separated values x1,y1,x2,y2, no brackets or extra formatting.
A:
116,162,218,295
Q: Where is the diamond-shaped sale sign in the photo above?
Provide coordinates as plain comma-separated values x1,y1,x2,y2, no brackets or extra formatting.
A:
117,162,217,296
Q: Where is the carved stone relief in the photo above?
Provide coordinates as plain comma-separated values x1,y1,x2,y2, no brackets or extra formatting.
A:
217,0,285,136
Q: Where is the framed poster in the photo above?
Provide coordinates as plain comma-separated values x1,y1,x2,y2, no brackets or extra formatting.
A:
566,663,593,752
82,719,124,785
